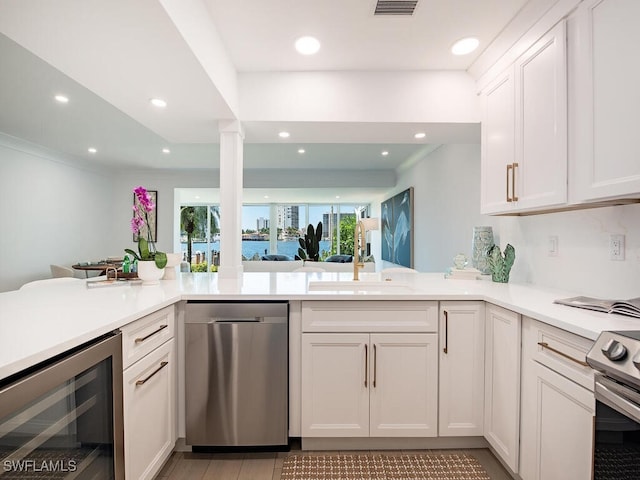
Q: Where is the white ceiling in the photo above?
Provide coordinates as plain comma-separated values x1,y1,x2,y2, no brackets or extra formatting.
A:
205,0,527,72
0,0,529,200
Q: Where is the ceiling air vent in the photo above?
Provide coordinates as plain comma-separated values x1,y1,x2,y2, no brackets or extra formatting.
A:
374,0,418,15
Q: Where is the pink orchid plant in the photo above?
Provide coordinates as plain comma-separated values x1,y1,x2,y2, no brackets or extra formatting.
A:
125,186,167,269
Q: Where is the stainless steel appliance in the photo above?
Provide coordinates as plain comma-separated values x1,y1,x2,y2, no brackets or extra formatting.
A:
185,301,288,448
587,331,640,479
0,332,124,479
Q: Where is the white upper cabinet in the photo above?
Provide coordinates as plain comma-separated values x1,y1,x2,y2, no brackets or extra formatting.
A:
514,21,568,211
481,68,516,214
568,0,640,202
481,21,568,214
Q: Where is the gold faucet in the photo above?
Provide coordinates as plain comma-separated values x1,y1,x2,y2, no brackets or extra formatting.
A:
353,220,365,281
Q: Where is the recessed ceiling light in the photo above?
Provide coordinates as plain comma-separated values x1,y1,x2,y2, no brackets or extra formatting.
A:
381,150,389,156
278,131,290,138
264,195,270,199
414,132,426,139
295,36,321,55
162,148,170,154
88,147,97,154
335,195,340,199
451,37,479,56
298,148,305,154
54,95,69,103
150,98,167,108
195,195,201,200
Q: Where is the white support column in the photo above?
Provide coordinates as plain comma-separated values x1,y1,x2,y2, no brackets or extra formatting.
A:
217,120,244,278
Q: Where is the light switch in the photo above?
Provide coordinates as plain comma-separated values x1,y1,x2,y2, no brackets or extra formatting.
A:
548,235,558,257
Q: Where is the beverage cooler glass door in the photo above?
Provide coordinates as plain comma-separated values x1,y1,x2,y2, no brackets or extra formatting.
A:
0,332,124,479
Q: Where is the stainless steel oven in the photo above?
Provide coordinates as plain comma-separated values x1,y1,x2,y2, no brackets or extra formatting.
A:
587,331,640,479
0,332,124,479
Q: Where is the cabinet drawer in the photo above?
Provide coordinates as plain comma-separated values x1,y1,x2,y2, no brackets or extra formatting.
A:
301,301,438,333
121,305,175,369
523,316,594,391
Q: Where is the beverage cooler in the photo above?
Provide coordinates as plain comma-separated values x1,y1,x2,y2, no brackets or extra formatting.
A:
0,332,124,479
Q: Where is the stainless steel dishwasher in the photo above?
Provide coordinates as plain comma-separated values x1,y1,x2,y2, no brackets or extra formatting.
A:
185,301,288,448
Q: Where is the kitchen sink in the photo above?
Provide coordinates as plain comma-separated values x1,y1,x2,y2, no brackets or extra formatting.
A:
307,280,416,293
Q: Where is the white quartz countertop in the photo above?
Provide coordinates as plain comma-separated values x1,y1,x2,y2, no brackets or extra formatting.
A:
1,272,639,381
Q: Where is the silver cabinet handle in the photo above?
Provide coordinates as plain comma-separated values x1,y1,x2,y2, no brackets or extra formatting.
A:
373,344,377,388
443,310,449,354
506,164,513,202
537,342,589,367
135,361,168,386
134,324,168,344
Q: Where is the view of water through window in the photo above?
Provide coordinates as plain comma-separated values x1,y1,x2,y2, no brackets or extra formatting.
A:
179,203,368,269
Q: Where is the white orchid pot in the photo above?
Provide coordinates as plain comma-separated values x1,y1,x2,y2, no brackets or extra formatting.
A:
137,260,165,285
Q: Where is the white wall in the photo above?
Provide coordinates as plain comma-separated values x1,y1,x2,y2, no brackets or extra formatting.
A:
240,71,480,123
377,143,640,299
111,170,220,259
374,144,492,272
496,204,640,299
0,135,115,292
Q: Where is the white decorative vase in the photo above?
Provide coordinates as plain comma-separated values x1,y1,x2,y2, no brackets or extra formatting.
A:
137,260,165,285
162,253,182,280
471,226,494,275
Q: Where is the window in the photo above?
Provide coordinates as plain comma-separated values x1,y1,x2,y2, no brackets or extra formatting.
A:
180,205,219,272
242,203,369,260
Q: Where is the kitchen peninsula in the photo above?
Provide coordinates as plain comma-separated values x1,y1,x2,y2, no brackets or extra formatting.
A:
2,272,637,381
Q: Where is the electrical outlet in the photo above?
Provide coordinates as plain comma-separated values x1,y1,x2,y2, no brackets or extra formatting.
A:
548,235,558,257
610,234,625,261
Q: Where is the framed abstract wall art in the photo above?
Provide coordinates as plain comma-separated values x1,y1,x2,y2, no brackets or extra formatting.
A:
381,187,414,268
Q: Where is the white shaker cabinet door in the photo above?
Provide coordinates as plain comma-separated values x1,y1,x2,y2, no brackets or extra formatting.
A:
481,68,516,214
123,338,176,480
569,0,640,202
484,305,521,473
369,333,438,437
513,21,568,211
301,333,370,437
520,361,594,480
438,302,485,436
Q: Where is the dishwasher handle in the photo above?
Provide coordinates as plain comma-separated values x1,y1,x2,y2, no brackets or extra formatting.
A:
213,317,261,323
187,316,287,325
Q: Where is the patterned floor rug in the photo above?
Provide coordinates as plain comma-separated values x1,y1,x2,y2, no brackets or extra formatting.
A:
281,453,492,480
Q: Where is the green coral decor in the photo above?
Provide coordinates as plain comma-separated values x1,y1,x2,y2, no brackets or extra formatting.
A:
296,222,323,261
487,244,515,283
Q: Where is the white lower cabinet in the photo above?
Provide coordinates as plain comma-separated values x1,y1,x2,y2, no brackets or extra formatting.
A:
438,302,485,437
300,301,439,439
484,304,521,473
301,333,370,437
519,317,595,480
301,333,438,438
121,306,177,480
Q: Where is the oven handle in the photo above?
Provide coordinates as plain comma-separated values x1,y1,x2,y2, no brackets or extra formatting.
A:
595,380,640,424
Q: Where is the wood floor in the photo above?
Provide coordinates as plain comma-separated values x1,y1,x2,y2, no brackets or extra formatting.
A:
154,442,513,480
